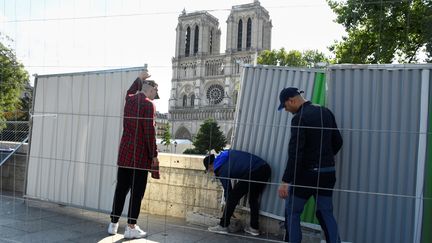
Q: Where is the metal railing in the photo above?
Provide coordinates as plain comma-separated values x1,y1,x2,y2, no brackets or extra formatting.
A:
0,121,30,142
0,120,30,166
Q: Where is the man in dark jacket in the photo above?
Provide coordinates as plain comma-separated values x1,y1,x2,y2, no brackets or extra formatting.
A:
203,150,271,236
277,87,343,243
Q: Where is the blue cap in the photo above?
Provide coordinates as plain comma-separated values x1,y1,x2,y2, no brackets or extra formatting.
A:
278,87,304,111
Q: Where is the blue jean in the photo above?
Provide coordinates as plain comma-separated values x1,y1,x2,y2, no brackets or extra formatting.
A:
284,188,341,243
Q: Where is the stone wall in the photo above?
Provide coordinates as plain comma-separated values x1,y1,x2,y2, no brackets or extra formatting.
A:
141,153,223,217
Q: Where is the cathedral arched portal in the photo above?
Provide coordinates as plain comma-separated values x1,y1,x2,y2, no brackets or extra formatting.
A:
175,126,192,141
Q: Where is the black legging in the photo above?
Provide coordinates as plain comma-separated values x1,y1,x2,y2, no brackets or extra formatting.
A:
110,167,149,224
220,164,271,229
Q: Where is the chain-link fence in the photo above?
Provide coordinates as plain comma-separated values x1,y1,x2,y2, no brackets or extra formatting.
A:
0,120,29,165
0,121,30,143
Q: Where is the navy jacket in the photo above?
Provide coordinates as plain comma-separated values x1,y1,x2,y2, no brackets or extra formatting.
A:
282,101,343,183
214,150,267,199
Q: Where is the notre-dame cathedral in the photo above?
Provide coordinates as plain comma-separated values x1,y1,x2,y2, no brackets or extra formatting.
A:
169,0,272,142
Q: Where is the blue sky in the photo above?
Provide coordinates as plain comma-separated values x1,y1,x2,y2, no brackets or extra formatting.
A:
0,0,345,112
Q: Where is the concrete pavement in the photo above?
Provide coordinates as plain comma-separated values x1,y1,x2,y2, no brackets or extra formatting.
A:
0,193,283,243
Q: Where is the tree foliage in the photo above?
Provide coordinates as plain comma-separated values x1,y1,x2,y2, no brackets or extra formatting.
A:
192,118,227,154
327,0,432,63
183,148,203,155
0,35,30,129
161,124,171,147
4,84,32,121
257,48,330,67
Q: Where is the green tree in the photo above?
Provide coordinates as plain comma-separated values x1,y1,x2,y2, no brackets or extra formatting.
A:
327,0,432,63
192,118,227,154
183,148,203,155
303,50,332,66
160,124,171,151
4,84,32,121
257,48,330,67
257,48,278,65
0,35,30,130
283,49,305,67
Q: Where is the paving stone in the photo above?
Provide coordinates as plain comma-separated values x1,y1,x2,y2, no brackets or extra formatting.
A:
0,225,27,239
7,229,80,243
0,194,286,242
2,219,61,233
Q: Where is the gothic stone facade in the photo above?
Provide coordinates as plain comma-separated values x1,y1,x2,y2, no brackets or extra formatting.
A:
169,1,272,142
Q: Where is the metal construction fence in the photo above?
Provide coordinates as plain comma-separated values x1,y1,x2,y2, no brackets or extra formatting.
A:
231,64,432,243
21,64,432,243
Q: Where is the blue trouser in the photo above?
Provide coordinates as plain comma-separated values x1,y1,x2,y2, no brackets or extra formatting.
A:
284,171,341,243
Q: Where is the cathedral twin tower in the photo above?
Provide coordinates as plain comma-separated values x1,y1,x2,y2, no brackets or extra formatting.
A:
169,1,272,142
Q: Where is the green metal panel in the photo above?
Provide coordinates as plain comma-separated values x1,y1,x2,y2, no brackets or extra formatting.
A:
300,72,326,224
422,83,432,243
311,72,326,106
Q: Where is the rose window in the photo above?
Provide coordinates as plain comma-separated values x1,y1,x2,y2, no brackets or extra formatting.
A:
206,84,224,104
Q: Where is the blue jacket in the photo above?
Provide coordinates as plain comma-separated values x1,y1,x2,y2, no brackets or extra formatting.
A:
213,150,267,199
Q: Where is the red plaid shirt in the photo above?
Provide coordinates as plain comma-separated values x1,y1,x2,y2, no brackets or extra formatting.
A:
117,78,157,169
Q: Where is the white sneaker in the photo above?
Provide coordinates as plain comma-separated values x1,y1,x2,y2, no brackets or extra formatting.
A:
208,224,228,234
244,225,260,236
108,222,119,235
124,225,147,239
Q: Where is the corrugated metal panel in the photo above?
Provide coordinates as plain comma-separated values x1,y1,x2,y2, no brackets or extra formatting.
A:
232,64,431,242
415,69,430,243
326,64,432,243
27,67,144,213
231,65,322,218
423,70,432,243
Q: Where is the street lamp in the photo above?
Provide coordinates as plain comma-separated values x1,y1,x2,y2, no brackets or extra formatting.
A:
174,141,178,153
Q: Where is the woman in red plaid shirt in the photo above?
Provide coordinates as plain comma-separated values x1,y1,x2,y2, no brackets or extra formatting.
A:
108,71,160,239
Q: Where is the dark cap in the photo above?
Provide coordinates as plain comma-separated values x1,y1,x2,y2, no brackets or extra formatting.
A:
278,87,304,111
203,154,215,172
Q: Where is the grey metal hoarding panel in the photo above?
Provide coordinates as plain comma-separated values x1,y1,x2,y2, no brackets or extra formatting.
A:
27,68,142,214
232,64,431,242
327,65,431,243
232,65,319,217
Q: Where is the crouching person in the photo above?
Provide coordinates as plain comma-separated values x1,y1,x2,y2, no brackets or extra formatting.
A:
203,150,271,236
